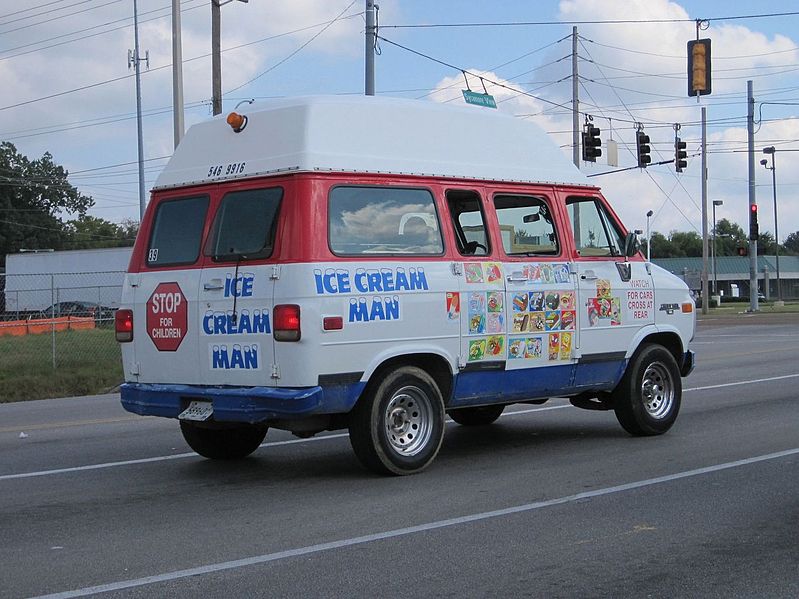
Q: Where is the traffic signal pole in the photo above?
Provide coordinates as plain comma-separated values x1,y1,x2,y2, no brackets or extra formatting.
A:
747,80,759,311
701,107,709,314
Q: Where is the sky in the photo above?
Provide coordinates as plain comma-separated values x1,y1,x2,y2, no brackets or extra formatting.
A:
2,0,799,243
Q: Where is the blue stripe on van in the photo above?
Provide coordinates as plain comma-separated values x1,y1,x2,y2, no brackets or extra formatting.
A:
120,381,365,423
450,359,626,408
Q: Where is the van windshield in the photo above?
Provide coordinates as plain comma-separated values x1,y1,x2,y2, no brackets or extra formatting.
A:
207,187,283,261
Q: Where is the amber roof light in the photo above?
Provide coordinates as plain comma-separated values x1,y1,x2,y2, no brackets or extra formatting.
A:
226,111,247,133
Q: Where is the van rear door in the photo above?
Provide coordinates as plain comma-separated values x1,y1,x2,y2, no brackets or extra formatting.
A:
134,193,210,384
196,185,283,387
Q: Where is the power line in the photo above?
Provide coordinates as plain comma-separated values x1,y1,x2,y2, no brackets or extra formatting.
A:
225,2,360,95
377,35,585,118
0,0,206,62
0,0,123,35
0,0,73,20
0,0,93,27
0,13,370,112
582,36,799,61
380,11,799,29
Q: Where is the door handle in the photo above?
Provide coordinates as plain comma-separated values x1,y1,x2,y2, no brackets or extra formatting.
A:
203,279,224,290
580,270,597,280
506,273,528,282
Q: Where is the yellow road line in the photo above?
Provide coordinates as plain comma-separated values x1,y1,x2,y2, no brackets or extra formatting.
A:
0,416,144,434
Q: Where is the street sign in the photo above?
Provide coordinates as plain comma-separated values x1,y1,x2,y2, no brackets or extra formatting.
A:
462,90,497,109
147,281,188,351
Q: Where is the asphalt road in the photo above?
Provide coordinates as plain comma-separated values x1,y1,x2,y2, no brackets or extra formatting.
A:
1,314,798,598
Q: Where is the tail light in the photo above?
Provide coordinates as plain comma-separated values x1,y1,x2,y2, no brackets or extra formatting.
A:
115,309,133,342
274,304,301,342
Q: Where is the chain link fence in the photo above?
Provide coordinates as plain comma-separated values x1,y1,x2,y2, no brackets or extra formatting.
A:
0,271,125,402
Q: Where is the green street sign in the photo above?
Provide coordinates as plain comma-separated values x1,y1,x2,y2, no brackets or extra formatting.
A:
462,90,497,109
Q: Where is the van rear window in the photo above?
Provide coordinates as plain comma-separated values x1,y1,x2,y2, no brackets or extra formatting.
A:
147,195,209,267
329,186,443,255
207,187,283,261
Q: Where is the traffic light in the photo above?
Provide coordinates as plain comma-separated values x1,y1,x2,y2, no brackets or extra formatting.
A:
749,204,759,241
636,130,651,168
675,136,687,172
687,38,712,97
582,123,602,162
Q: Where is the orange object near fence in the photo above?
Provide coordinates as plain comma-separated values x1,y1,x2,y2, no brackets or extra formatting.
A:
0,316,95,337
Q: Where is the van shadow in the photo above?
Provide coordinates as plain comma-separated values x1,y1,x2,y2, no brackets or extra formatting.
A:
177,417,627,484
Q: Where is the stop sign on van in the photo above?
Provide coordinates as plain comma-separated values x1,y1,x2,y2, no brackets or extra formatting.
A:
147,282,188,351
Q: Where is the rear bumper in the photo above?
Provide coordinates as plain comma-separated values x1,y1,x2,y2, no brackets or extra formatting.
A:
680,350,696,377
120,381,364,424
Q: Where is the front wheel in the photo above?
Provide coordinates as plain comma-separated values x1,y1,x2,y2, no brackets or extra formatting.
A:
180,421,267,459
612,344,681,436
349,366,445,476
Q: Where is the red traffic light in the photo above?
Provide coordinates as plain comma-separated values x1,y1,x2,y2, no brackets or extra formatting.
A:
751,204,758,213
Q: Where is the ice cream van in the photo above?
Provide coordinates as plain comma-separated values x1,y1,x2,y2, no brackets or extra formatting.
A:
116,95,695,475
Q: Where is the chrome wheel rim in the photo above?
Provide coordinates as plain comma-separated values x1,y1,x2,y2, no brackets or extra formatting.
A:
641,361,674,419
384,385,433,456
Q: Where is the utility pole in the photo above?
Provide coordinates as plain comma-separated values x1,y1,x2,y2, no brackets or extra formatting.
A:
172,0,185,147
572,26,579,168
210,1,247,115
701,106,709,314
130,0,148,221
211,0,222,115
365,0,376,95
747,80,759,311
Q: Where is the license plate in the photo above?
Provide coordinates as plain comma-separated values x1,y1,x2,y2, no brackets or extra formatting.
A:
179,401,213,422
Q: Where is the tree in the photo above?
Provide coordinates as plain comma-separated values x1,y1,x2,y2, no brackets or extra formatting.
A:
756,231,777,255
782,231,799,255
0,142,93,265
64,215,137,249
713,218,747,256
669,231,703,257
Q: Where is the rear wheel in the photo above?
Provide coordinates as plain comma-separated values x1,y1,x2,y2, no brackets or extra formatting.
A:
613,344,681,436
180,421,267,459
449,404,505,426
349,366,445,476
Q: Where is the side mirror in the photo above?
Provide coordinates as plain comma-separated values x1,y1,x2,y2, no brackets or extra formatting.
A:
623,231,640,258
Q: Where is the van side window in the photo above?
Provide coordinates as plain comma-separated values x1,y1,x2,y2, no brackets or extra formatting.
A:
329,186,443,255
494,195,558,255
207,187,283,261
446,190,490,256
566,197,625,257
147,195,209,267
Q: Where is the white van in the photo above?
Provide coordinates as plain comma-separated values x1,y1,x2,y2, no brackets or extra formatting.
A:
116,96,695,475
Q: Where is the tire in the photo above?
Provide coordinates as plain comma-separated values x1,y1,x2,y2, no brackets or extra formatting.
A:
612,343,681,436
449,404,505,426
180,421,267,459
348,366,445,476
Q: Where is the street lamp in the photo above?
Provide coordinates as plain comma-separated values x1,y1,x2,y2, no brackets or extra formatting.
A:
211,0,249,116
761,146,781,301
712,200,723,295
646,210,654,261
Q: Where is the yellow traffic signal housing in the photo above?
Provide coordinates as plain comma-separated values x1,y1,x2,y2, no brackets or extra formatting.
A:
688,38,712,97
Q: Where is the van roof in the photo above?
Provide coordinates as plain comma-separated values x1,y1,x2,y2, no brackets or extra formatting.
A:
154,95,592,190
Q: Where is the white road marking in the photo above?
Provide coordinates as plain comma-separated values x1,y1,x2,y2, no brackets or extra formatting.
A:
3,372,798,482
0,405,569,482
33,447,799,599
684,373,799,392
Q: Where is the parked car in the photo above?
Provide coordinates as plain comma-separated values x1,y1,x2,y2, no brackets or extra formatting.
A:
40,301,116,323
